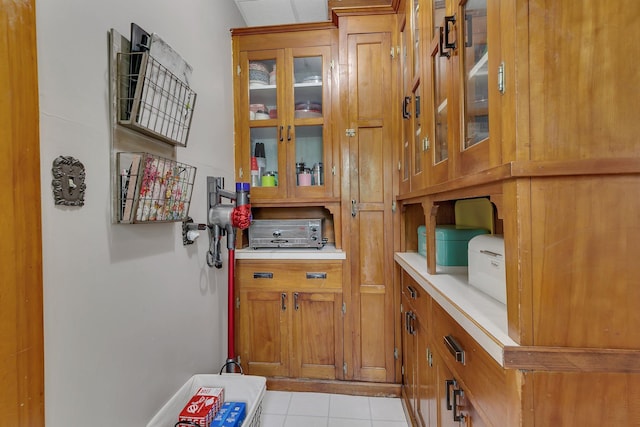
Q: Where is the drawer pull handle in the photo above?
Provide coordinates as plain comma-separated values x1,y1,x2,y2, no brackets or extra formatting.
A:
253,272,273,279
406,285,417,299
409,312,416,335
480,249,502,258
306,272,327,279
281,293,287,311
453,388,466,422
294,292,299,310
270,239,289,244
445,379,456,411
444,335,465,365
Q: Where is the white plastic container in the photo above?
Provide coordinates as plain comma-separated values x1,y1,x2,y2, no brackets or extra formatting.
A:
147,374,266,427
468,235,506,304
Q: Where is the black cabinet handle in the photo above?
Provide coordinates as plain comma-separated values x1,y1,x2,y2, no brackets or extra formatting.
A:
444,335,465,365
444,15,457,50
287,125,292,141
402,96,411,119
445,379,456,411
438,26,451,58
279,125,283,142
409,312,417,335
253,272,273,279
406,285,417,299
404,311,410,333
415,95,421,118
306,272,327,279
281,292,287,311
294,292,299,310
453,388,465,422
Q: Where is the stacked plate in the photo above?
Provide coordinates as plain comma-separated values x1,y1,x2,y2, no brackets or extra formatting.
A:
249,61,269,85
294,101,322,118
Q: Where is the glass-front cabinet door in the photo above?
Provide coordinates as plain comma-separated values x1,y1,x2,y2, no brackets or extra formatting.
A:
242,49,286,198
411,81,424,190
289,47,331,199
239,45,332,202
462,0,489,150
426,0,499,183
458,0,499,176
399,18,411,195
428,0,452,185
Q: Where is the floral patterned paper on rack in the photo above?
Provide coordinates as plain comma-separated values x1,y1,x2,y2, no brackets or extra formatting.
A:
118,152,196,223
136,154,195,221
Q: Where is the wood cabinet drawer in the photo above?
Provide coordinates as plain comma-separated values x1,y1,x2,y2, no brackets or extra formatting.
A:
401,271,429,313
432,301,509,424
237,260,342,290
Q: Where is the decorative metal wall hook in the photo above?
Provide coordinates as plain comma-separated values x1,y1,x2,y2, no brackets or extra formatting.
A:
52,155,86,206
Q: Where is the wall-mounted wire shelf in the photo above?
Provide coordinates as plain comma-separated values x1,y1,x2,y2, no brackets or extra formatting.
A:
117,52,196,147
117,152,196,223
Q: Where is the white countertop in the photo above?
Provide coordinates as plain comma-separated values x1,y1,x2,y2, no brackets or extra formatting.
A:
236,244,346,260
395,252,518,366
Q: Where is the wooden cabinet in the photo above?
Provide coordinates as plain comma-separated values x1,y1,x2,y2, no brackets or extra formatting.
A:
401,270,435,427
397,0,640,425
399,0,428,195
421,0,503,186
238,289,289,377
401,268,513,427
432,300,513,425
434,349,488,427
236,260,344,380
231,25,339,205
339,14,398,383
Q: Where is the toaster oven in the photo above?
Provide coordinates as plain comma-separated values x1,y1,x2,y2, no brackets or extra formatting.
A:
248,219,325,249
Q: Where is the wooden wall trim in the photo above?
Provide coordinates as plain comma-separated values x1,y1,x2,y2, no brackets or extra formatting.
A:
396,158,640,202
0,0,45,425
267,377,402,397
504,346,640,373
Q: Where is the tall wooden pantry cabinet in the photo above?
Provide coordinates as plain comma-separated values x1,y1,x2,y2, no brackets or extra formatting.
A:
396,0,640,426
231,10,401,390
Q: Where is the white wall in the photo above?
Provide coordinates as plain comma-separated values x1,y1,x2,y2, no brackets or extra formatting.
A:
36,1,245,425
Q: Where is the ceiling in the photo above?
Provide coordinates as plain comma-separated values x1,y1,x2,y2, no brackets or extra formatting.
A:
233,0,330,27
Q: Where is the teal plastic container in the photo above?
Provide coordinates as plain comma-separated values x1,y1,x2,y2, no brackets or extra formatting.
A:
435,225,490,266
417,225,427,257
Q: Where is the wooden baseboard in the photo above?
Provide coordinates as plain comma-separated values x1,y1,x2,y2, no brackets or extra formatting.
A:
266,377,402,397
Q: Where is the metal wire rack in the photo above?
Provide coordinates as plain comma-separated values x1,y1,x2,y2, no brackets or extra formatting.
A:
117,51,196,147
117,152,196,223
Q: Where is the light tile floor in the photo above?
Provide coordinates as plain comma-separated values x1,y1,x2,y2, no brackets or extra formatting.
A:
261,390,410,427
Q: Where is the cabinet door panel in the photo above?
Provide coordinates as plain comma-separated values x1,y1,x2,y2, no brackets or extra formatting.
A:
432,301,508,424
529,176,640,348
401,292,419,423
292,291,343,379
239,290,289,377
346,26,396,383
529,371,640,426
458,0,501,176
528,1,640,162
435,351,461,427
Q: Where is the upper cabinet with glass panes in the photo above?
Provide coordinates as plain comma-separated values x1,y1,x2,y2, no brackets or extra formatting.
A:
231,26,338,204
422,0,504,184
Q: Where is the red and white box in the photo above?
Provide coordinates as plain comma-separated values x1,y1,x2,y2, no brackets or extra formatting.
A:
178,387,224,427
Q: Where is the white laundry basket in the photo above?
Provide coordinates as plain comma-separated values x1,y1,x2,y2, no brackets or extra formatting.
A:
147,374,266,427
